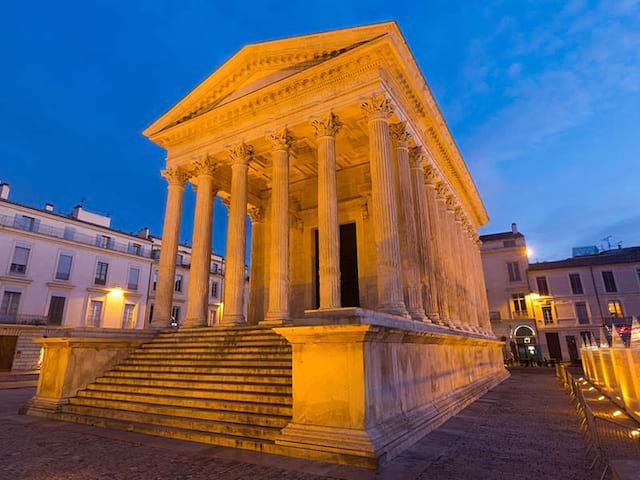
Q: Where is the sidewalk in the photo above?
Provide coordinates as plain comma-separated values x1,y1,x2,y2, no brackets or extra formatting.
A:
1,369,599,480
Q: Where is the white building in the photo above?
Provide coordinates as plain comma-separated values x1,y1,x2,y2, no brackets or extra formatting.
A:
0,182,234,371
0,183,154,330
481,222,640,364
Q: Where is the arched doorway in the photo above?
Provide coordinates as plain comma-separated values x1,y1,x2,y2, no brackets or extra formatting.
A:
513,325,539,363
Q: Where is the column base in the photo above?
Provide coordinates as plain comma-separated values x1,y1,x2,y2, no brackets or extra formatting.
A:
181,318,207,328
218,314,246,326
261,311,291,326
378,303,409,318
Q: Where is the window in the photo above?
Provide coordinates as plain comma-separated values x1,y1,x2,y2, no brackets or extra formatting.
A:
152,271,157,291
174,274,183,292
569,274,583,295
151,249,160,260
128,243,142,256
122,303,136,328
55,254,73,281
542,305,554,324
637,268,640,283
10,246,30,274
511,293,527,317
211,263,219,274
94,261,109,285
47,296,66,326
607,300,623,318
177,254,184,266
602,271,617,293
63,226,75,240
171,305,181,323
507,262,521,282
0,291,21,320
127,267,140,290
575,302,589,324
536,276,549,296
15,215,37,232
148,304,154,323
87,300,103,327
211,281,219,299
96,235,112,249
503,240,516,248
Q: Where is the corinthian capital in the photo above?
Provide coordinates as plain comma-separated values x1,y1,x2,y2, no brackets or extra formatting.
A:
191,155,218,177
390,122,412,148
269,128,295,151
228,142,254,166
361,93,394,119
161,166,190,186
435,181,448,198
312,112,343,137
248,206,265,223
409,146,426,169
424,164,439,186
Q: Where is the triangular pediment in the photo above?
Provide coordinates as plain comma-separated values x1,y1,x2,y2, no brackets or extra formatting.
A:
143,22,399,137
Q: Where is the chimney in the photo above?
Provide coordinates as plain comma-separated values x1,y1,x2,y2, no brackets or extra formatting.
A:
0,183,9,200
511,222,518,234
44,203,54,212
137,227,150,239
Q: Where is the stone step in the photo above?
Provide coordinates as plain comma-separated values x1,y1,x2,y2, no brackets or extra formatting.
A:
56,411,273,451
141,341,288,349
168,326,272,333
121,359,292,368
69,393,292,422
104,369,291,385
61,404,281,440
156,328,275,338
95,376,292,393
113,364,291,376
85,382,292,404
127,351,292,361
149,336,286,346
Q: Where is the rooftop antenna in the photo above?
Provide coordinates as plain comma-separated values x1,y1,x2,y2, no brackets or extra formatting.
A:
602,235,612,250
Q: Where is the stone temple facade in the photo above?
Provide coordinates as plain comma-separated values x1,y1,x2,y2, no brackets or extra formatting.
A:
24,22,508,468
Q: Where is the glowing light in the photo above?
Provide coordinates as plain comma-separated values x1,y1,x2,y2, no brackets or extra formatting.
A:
530,292,541,301
613,410,623,417
588,387,595,391
631,430,640,438
526,248,534,257
598,395,606,401
108,286,124,298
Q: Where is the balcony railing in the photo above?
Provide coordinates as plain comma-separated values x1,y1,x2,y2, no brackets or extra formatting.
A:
0,213,151,258
0,313,51,326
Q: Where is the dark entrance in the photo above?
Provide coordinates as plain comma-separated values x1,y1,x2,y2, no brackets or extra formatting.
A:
0,336,18,371
566,335,580,364
47,296,66,326
545,332,563,361
314,222,360,308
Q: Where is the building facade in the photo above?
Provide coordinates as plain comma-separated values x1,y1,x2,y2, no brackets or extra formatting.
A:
480,224,547,363
481,222,640,363
0,183,231,371
528,247,640,362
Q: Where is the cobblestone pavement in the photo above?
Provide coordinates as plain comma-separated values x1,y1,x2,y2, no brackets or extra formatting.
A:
1,369,599,480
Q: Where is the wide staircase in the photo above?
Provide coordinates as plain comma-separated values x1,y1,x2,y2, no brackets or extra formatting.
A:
56,326,293,452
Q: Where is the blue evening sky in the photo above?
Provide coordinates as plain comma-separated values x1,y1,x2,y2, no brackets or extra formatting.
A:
1,0,638,261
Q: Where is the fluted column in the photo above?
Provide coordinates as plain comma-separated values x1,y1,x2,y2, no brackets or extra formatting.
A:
463,221,482,332
312,113,342,309
247,207,265,325
473,235,492,333
264,129,293,324
453,205,474,331
435,182,455,325
444,193,463,328
391,123,426,322
423,165,446,324
155,167,189,327
361,94,407,317
410,148,439,321
221,142,252,325
183,157,217,327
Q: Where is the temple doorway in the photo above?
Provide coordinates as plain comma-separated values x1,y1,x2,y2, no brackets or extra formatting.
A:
313,222,360,308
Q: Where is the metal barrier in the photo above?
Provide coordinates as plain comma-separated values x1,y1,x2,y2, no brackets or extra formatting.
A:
556,363,640,479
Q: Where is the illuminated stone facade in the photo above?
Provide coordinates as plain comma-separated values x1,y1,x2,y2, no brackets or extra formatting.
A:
26,22,507,468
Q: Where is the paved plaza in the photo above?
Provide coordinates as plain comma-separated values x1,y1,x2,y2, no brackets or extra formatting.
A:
1,369,598,480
